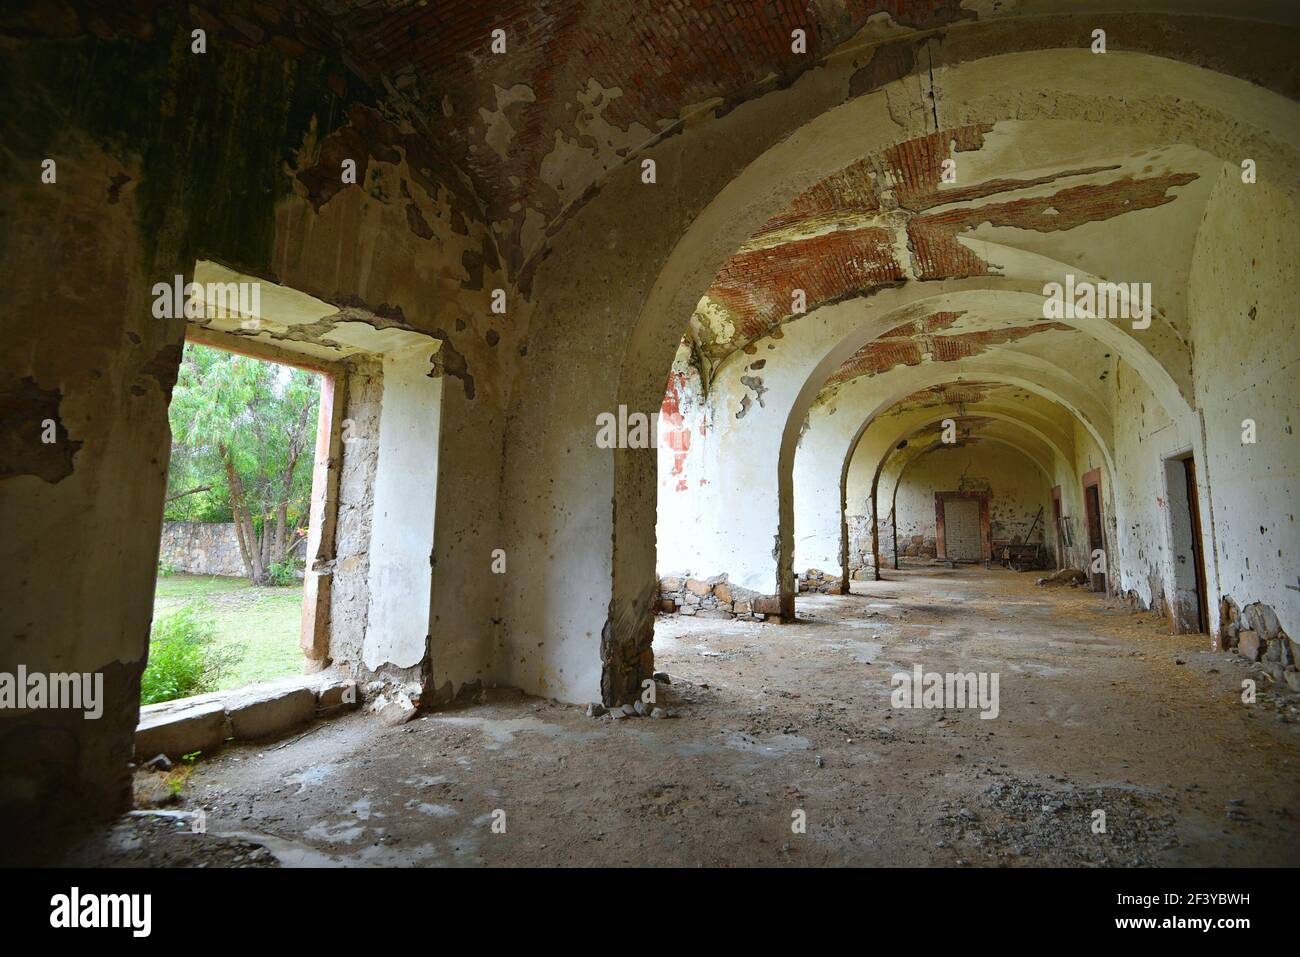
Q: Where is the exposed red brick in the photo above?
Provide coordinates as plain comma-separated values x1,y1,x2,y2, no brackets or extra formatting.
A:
930,322,1071,361
701,131,1192,361
660,370,692,477
827,322,1071,387
311,0,981,243
827,338,925,385
707,226,903,348
882,124,991,210
753,160,881,238
908,173,1200,279
879,311,965,338
897,383,999,408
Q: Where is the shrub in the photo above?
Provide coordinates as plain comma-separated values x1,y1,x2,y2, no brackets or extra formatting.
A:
157,560,176,578
266,558,300,587
141,604,242,705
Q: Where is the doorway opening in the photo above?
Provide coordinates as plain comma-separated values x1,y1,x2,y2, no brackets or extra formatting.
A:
1163,452,1209,633
934,491,991,563
1050,485,1064,569
1082,468,1106,592
150,337,330,704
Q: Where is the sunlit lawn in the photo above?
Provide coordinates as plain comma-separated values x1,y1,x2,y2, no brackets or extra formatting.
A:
153,573,304,690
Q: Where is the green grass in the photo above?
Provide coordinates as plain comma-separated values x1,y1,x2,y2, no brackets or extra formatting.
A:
153,574,304,690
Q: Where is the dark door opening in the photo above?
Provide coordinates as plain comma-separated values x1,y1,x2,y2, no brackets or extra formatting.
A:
1183,457,1209,632
1164,453,1209,633
1082,470,1105,592
1050,485,1064,569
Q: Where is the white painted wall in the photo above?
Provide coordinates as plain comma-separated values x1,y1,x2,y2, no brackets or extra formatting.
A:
364,346,443,672
1187,169,1300,639
893,444,1052,551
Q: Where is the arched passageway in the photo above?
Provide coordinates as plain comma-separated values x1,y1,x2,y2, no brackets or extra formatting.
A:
4,3,1298,872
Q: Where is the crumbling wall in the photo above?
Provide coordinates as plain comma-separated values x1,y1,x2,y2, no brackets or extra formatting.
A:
0,8,507,841
329,358,382,671
655,345,716,579
656,574,774,620
1103,162,1300,642
0,136,173,839
1220,598,1299,692
1110,359,1181,613
1055,420,1116,578
846,512,877,577
1187,169,1300,644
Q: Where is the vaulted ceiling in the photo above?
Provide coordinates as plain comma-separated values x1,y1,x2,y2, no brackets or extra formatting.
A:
19,0,1282,305
301,0,980,256
688,124,1212,385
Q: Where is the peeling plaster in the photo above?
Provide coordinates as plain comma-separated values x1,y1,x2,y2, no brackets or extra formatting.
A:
0,378,83,483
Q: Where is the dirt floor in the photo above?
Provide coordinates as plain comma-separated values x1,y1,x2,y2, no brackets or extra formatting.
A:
53,567,1300,867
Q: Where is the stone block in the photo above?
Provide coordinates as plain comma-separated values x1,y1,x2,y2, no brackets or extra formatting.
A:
685,578,711,596
316,678,359,714
135,701,230,759
1236,630,1262,662
228,687,317,740
712,581,733,603
1245,603,1280,640
753,596,781,616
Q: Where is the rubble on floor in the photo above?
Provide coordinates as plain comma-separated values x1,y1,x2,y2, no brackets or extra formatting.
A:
1035,568,1088,587
39,570,1300,868
657,573,776,620
931,775,1181,866
798,568,840,594
1220,596,1299,691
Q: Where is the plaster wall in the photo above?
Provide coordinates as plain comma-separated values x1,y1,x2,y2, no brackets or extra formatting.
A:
0,18,509,837
1110,358,1187,617
1186,171,1300,641
0,140,177,832
364,347,444,675
894,446,1052,553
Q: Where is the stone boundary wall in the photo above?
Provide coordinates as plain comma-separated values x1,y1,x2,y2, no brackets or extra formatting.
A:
657,574,778,621
159,522,245,577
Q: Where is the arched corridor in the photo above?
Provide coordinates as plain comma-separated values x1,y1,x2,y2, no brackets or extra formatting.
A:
1,1,1297,882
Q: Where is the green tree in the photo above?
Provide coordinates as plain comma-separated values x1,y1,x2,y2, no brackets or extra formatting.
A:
166,343,319,583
